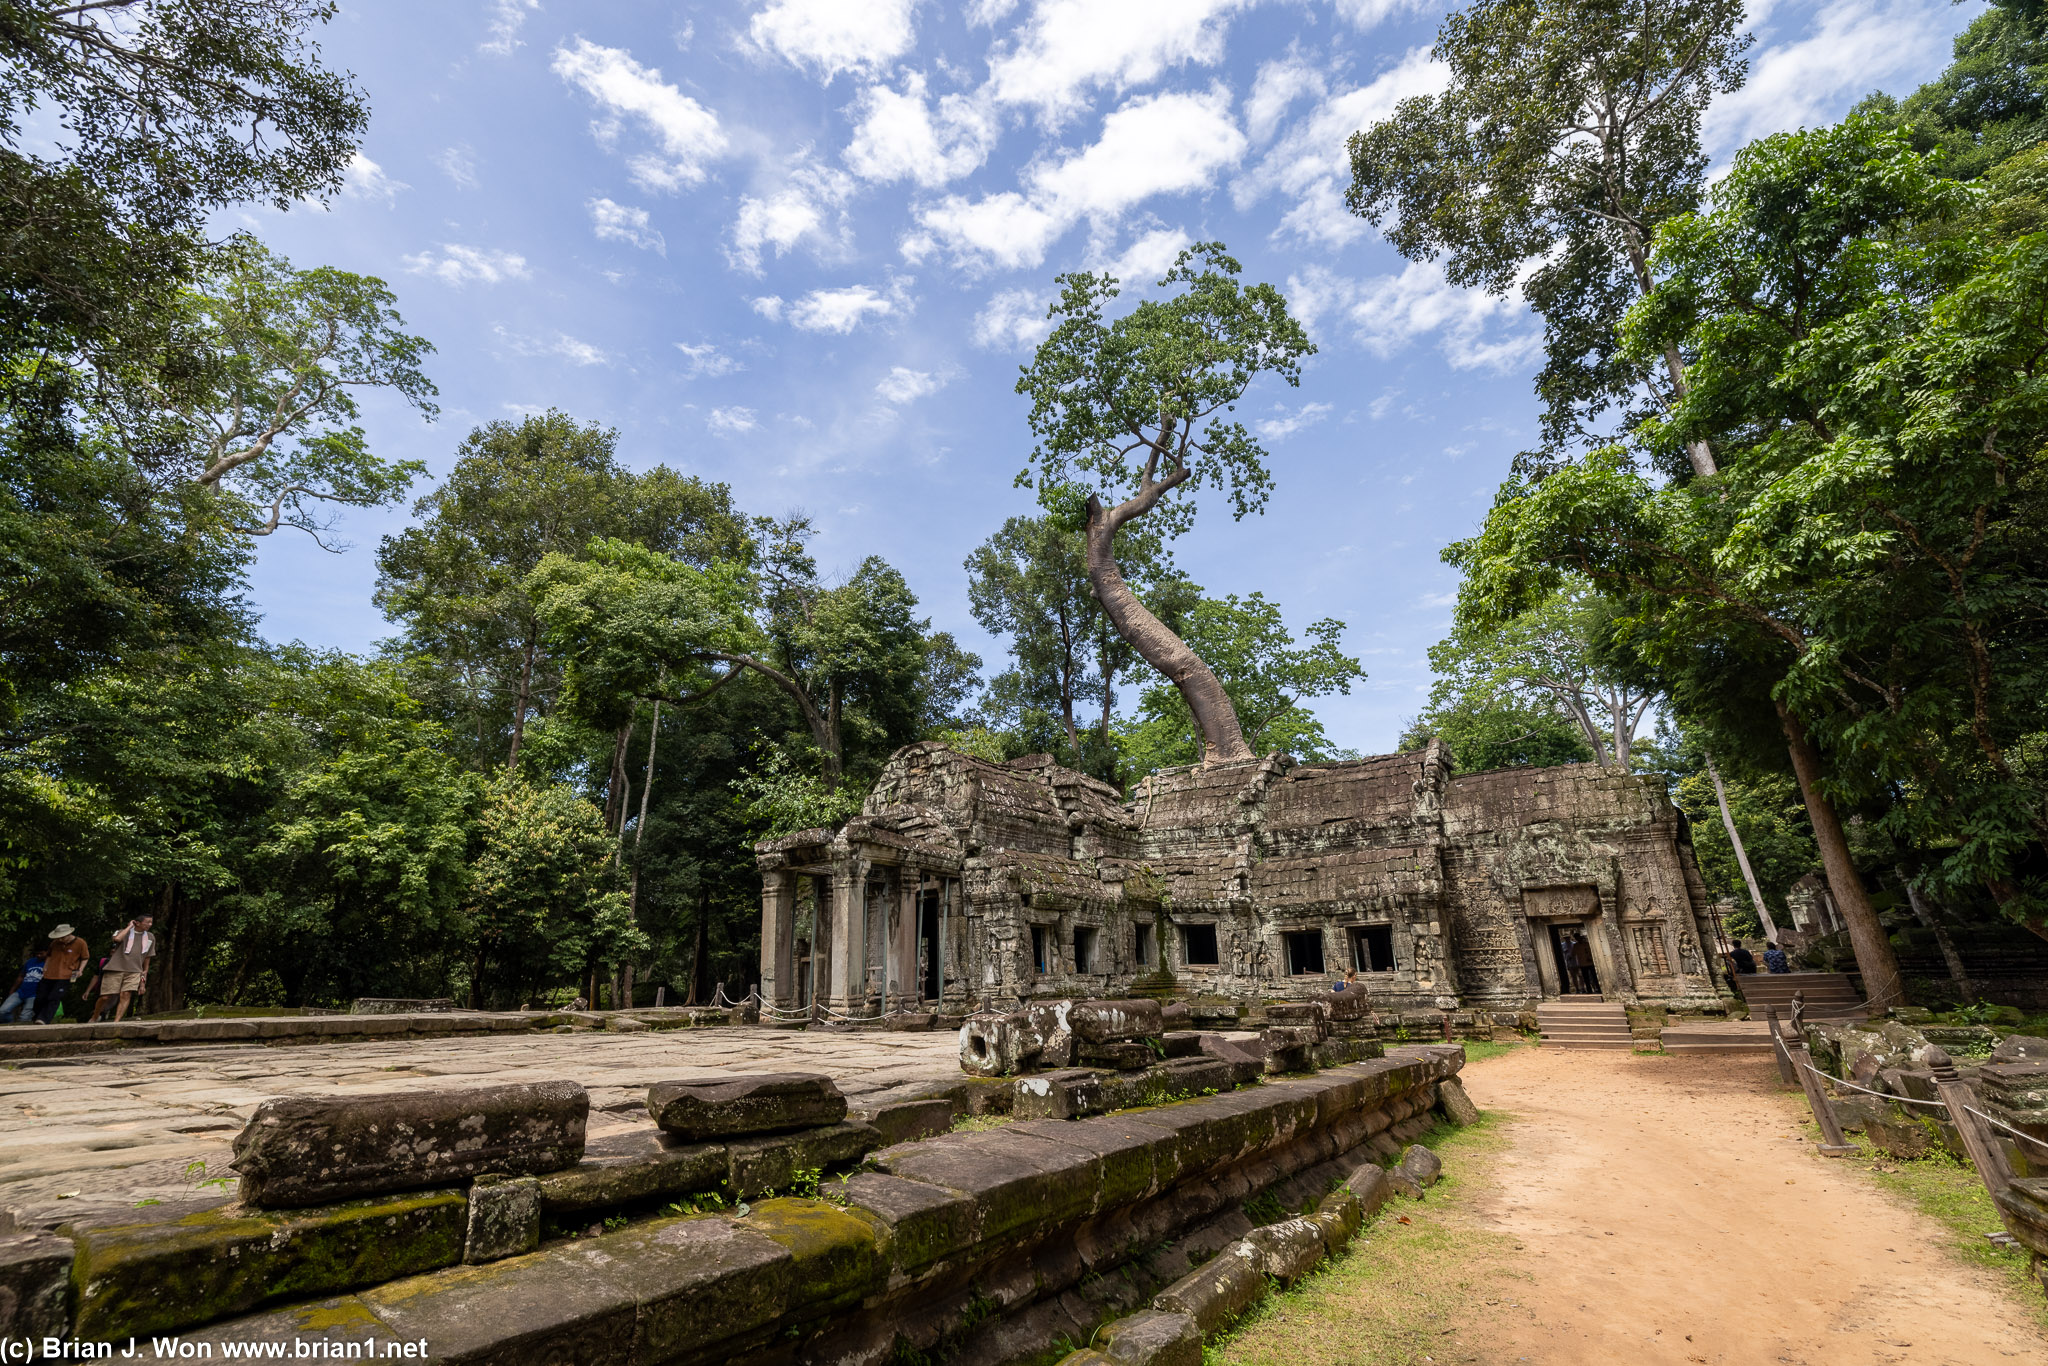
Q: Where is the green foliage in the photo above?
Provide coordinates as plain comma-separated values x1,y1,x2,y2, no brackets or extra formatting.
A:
1637,724,1817,931
731,744,863,837
1346,0,1751,471
1399,693,1593,773
1124,593,1360,773
1014,243,1313,524
466,776,640,1008
1884,0,2048,181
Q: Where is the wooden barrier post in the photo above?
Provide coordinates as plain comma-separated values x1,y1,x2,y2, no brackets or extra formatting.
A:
1764,1007,1797,1086
1789,1038,1859,1156
1926,1044,2016,1209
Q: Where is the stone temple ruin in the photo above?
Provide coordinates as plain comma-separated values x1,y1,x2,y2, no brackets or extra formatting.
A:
755,740,1726,1021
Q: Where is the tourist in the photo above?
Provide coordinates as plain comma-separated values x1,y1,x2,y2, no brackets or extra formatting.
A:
1570,934,1596,993
1,946,44,1022
1726,943,1757,975
34,924,89,1023
87,915,154,1022
1763,942,1791,974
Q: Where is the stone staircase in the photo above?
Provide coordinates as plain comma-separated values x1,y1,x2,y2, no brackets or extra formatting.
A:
1661,1020,1774,1055
1732,971,1872,1022
1537,997,1632,1050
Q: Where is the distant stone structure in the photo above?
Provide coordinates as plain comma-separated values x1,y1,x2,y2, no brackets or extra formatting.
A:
755,740,1725,1015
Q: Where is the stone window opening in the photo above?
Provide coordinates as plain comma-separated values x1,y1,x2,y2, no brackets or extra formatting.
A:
1349,924,1396,973
1181,923,1220,967
1030,925,1052,975
1073,925,1099,974
1134,921,1155,971
1283,929,1326,976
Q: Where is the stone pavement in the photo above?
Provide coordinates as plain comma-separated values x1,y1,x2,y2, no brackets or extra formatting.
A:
0,1026,961,1229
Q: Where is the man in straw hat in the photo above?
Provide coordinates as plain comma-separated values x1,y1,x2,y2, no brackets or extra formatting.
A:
35,924,89,1023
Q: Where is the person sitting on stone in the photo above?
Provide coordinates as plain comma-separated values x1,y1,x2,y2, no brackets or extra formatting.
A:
1763,942,1791,974
1726,943,1757,974
0,945,43,1023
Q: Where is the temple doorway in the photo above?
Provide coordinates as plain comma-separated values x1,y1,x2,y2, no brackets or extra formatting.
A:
1548,922,1600,996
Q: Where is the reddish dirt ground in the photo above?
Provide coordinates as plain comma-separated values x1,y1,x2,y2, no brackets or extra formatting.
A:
1450,1046,2043,1365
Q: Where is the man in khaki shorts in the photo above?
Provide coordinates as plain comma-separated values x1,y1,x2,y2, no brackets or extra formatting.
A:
88,914,154,1022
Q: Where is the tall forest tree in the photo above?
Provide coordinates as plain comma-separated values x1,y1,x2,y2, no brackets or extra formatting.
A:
1015,243,1314,765
1346,0,1751,478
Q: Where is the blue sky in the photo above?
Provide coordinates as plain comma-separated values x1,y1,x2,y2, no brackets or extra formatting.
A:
240,0,1984,754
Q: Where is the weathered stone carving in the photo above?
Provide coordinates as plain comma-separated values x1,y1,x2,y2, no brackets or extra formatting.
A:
646,1073,847,1140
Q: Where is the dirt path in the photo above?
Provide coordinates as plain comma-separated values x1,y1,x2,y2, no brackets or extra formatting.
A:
1451,1047,2042,1365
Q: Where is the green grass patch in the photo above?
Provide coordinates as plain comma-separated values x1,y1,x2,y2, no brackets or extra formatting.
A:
1456,1039,1530,1064
950,1113,1013,1133
1210,1112,1528,1366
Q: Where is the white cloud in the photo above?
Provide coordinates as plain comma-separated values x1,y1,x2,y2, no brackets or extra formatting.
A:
986,0,1248,126
588,197,665,253
494,325,610,366
707,406,759,434
967,0,1020,22
1287,262,1538,371
675,342,740,377
403,244,530,286
1331,0,1440,30
435,145,480,190
844,73,997,187
1255,401,1333,440
1092,225,1192,286
1705,0,1954,155
552,39,729,191
748,0,919,80
340,152,406,204
481,0,539,56
914,88,1245,270
728,154,855,274
876,366,945,403
972,287,1054,350
1244,55,1322,145
788,284,903,332
1234,47,1445,247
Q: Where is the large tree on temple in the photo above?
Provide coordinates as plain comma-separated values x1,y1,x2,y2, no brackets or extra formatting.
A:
1013,243,1314,766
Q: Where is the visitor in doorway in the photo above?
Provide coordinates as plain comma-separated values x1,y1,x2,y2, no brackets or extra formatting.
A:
1556,931,1579,991
1763,942,1791,974
1,946,44,1022
34,925,89,1023
87,915,153,1022
1726,943,1757,975
1570,933,1596,994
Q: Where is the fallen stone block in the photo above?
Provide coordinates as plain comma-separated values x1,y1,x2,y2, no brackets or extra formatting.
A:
647,1072,847,1141
1309,1188,1365,1255
1344,1163,1392,1217
1161,1030,1204,1059
1014,1069,1105,1121
1265,1002,1331,1042
1243,1217,1324,1283
1397,1143,1441,1191
67,1191,467,1341
1197,1033,1267,1085
1829,1094,1891,1134
1325,989,1371,1023
1262,1026,1316,1074
465,1175,540,1264
884,1011,937,1031
1866,1114,1938,1160
1435,1076,1480,1127
0,1233,71,1340
1096,1307,1202,1366
1159,1002,1192,1031
535,1132,727,1215
1070,999,1166,1044
727,1120,880,1199
872,1129,1097,1245
606,1015,649,1032
1152,1244,1266,1335
231,1079,588,1208
852,1095,956,1145
1080,1040,1158,1071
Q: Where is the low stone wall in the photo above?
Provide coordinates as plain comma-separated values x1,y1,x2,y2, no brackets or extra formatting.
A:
2,1044,1466,1364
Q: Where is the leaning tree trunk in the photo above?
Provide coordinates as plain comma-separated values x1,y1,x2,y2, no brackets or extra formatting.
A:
506,630,538,773
1704,751,1779,943
1901,870,1972,1003
1776,702,1907,1007
1084,491,1251,765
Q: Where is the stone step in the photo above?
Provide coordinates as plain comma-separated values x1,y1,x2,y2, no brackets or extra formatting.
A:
1540,1038,1635,1050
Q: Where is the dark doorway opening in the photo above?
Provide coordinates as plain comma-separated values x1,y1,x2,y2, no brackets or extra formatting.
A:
1349,924,1396,972
1549,922,1600,995
1284,930,1326,976
1134,921,1155,971
1031,925,1052,975
919,890,939,1003
1182,923,1220,966
1073,925,1098,973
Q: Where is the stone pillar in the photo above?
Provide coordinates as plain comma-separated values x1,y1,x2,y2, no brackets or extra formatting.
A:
896,871,918,1010
759,869,795,1007
827,864,864,1012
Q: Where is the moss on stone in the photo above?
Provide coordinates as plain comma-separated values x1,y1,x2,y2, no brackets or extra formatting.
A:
746,1198,885,1311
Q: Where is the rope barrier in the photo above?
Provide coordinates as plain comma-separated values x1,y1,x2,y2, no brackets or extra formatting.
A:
1966,1104,2048,1158
1796,1059,1951,1111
